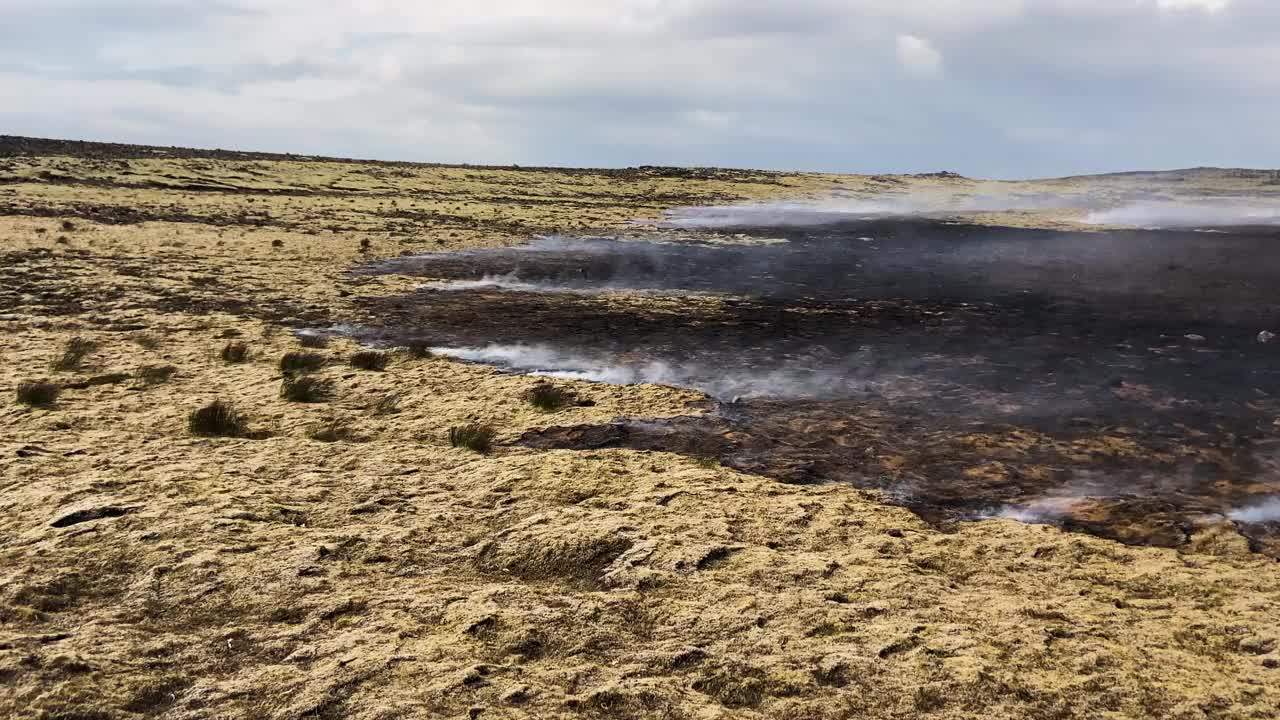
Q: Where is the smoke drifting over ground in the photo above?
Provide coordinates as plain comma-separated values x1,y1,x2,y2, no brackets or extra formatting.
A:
1230,498,1280,525
1086,199,1280,228
355,215,1280,553
662,188,1280,231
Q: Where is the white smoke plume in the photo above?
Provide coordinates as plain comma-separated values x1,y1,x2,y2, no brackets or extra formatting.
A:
1085,200,1280,228
1228,498,1280,524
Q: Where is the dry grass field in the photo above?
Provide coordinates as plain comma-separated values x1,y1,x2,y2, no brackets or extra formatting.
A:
2,137,1279,719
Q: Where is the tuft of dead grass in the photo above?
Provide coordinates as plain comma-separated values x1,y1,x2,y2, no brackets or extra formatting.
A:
279,351,326,375
16,380,60,407
350,350,389,371
450,424,496,454
524,382,578,412
281,375,334,403
188,400,248,437
51,337,97,372
220,341,250,364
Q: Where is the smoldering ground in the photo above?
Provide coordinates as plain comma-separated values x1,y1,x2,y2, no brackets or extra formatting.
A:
352,216,1280,553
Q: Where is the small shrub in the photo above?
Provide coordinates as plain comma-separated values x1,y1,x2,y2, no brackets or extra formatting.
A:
221,341,250,364
524,382,577,412
61,220,76,232
450,424,496,454
16,381,60,407
281,376,333,403
350,350,389,371
137,365,178,385
359,238,372,252
279,352,326,375
371,393,402,415
189,400,247,437
55,235,71,245
296,333,329,349
51,337,97,372
271,239,284,248
308,416,360,443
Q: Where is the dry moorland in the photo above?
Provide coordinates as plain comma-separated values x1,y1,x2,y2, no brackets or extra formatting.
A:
2,137,1279,719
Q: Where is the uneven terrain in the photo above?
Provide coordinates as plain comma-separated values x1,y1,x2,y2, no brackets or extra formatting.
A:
2,136,1279,719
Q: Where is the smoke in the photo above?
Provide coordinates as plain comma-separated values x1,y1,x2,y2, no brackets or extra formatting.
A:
432,344,682,387
1085,199,1280,228
661,188,1098,228
1229,498,1280,524
661,190,1280,231
417,273,576,293
429,343,890,400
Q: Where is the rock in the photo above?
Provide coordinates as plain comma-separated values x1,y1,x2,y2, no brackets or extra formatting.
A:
1260,331,1277,344
1184,334,1206,342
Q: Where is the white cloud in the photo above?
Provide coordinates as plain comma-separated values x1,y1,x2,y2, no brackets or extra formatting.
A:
896,34,943,76
1156,0,1231,12
0,0,1276,177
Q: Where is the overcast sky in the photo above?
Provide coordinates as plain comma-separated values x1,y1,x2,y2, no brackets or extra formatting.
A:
2,0,1277,178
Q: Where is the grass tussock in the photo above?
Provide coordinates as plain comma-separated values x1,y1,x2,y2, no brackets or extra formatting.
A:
16,381,60,407
189,400,247,437
371,393,402,415
51,337,97,372
281,375,334,403
399,342,433,359
279,351,327,375
350,350,389,371
524,382,578,412
296,333,329,349
137,365,178,385
132,333,164,350
450,424,496,454
308,416,362,443
220,341,250,364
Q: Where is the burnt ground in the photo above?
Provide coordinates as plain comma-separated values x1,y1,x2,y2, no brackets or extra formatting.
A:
352,219,1280,554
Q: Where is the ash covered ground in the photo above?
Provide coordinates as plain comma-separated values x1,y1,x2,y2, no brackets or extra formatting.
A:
355,218,1280,553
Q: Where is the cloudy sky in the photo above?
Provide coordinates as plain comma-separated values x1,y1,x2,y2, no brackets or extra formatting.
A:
2,0,1276,178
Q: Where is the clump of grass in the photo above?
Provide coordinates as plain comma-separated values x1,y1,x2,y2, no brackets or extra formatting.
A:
399,342,433,359
16,381,60,408
281,376,334,403
51,337,97,372
308,416,361,443
296,333,330,349
279,352,326,375
371,393,402,416
523,382,578,412
189,400,247,437
132,333,163,350
350,350,389,371
359,238,372,252
220,341,250,364
137,365,178,385
450,424,496,454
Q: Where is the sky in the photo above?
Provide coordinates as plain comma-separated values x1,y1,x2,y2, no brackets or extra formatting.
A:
1,0,1277,178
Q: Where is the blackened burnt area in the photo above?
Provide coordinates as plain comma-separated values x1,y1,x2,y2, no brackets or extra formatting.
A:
354,219,1280,553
